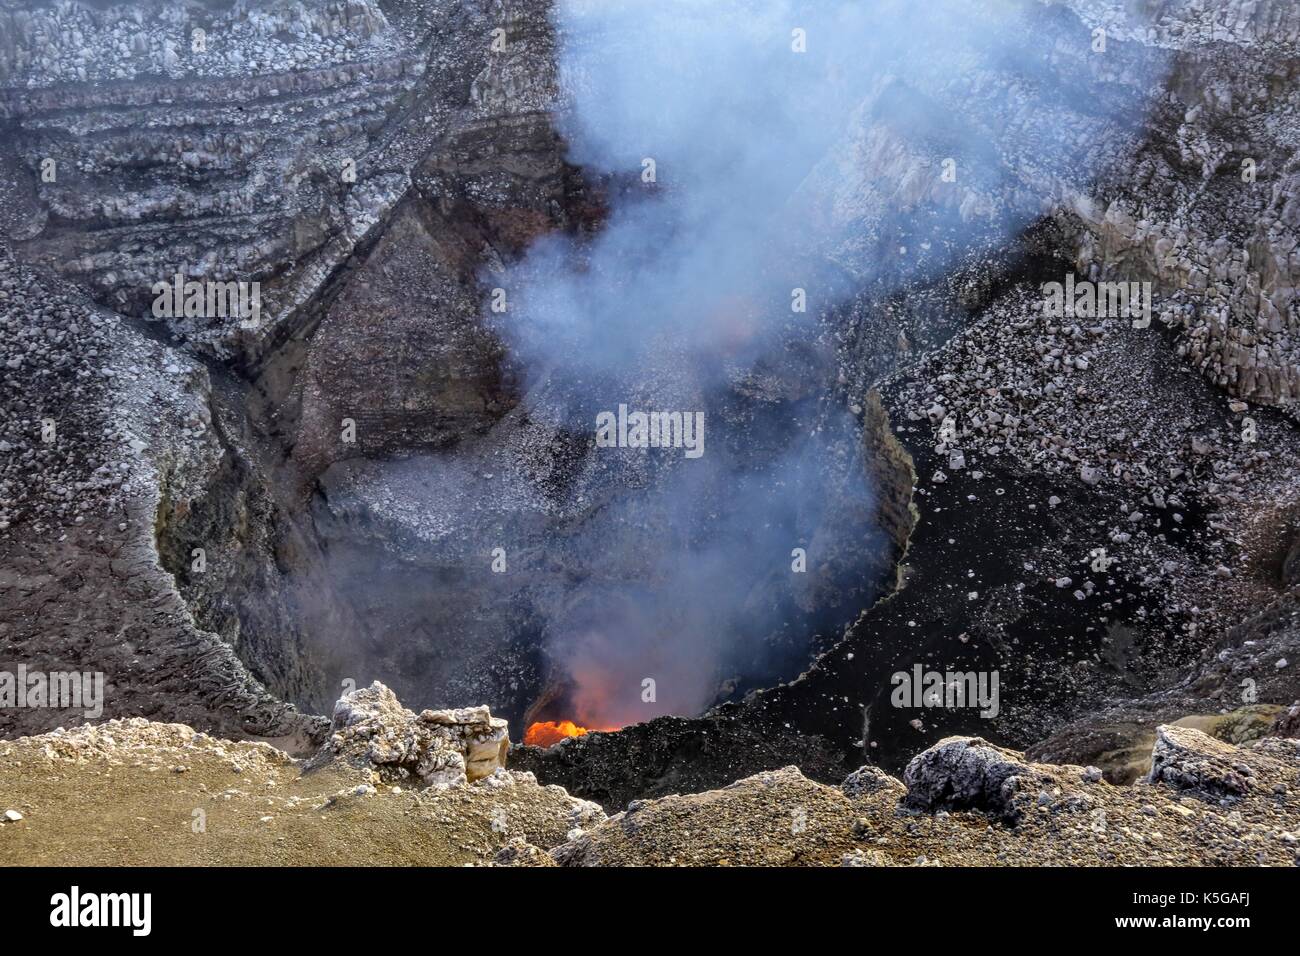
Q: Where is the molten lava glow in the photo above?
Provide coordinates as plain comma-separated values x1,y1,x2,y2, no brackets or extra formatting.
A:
524,720,609,747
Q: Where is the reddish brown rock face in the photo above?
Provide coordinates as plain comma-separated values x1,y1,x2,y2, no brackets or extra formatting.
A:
287,115,593,487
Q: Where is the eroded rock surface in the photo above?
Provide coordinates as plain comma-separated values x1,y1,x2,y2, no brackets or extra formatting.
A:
903,737,1062,823
0,241,321,743
1147,722,1295,799
1065,0,1300,409
306,681,508,786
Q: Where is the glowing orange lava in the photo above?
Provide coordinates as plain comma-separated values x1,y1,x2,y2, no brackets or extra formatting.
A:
524,720,612,747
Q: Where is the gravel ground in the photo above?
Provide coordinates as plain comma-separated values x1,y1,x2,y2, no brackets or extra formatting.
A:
0,711,595,866
4,697,1295,867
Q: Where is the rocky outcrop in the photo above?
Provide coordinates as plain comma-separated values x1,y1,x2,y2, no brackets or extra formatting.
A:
1147,723,1288,799
903,737,1064,822
1275,701,1300,737
841,764,906,800
305,681,509,787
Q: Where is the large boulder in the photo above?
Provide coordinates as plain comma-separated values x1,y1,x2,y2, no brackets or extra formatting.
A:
306,681,508,787
902,737,1059,822
1147,724,1258,799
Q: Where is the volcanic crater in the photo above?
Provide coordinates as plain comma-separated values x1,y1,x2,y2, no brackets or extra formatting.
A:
3,0,1300,822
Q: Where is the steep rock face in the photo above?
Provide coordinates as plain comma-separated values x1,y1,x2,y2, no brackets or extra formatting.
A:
0,0,580,728
150,392,348,713
0,0,427,361
285,0,580,483
236,0,604,723
0,242,321,743
0,0,591,738
1062,0,1300,407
